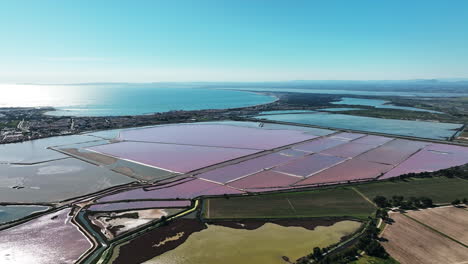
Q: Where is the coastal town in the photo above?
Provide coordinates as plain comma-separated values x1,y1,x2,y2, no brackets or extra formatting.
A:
1,91,467,144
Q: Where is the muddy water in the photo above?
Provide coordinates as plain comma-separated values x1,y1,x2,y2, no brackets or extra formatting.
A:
143,220,361,264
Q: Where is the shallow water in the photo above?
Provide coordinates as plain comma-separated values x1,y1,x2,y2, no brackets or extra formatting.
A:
0,134,98,164
332,97,442,113
143,221,361,264
0,205,49,224
0,158,133,203
229,87,468,97
0,208,92,264
255,113,462,140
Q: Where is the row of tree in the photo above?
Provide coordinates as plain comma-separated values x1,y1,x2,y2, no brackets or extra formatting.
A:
451,198,468,205
296,219,389,264
373,195,433,209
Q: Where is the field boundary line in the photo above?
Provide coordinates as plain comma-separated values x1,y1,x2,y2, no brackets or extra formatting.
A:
351,187,376,207
402,213,467,248
285,198,297,215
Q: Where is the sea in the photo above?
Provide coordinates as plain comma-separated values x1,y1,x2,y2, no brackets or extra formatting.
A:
0,84,276,117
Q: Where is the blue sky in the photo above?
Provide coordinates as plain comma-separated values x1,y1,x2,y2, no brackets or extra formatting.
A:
1,0,467,83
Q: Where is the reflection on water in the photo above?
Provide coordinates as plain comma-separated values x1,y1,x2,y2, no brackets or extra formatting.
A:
0,158,133,203
144,221,361,264
0,84,275,116
255,113,462,140
0,208,92,264
0,134,97,163
0,205,49,224
332,97,442,113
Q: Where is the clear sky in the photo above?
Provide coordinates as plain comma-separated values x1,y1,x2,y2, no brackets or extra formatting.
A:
1,0,467,83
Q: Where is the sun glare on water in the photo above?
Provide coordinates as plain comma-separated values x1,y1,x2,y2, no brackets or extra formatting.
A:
0,84,91,108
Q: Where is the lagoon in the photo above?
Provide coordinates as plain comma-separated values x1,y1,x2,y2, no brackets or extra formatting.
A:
254,113,462,140
229,87,468,97
332,97,442,113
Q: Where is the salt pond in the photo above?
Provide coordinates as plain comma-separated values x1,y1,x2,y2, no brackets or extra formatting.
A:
332,97,442,113
255,113,462,140
0,205,49,224
0,134,98,164
0,158,133,203
0,208,92,264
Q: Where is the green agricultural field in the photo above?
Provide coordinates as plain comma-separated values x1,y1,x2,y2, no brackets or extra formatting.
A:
351,255,400,264
203,187,376,220
355,177,468,204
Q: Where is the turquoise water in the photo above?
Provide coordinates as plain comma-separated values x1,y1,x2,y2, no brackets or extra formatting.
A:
0,85,275,116
332,97,442,113
47,88,275,116
229,88,468,97
254,113,462,140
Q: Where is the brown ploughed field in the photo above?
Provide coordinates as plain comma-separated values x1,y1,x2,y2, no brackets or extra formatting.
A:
406,206,468,245
381,212,468,264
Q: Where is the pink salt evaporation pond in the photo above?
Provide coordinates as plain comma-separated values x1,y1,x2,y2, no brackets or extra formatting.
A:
245,186,296,193
88,141,259,173
353,135,394,145
98,178,244,202
321,142,380,158
118,124,317,150
273,154,346,177
293,137,349,153
381,144,468,179
88,200,192,212
195,153,296,183
0,208,92,264
295,159,393,186
278,148,308,157
330,132,366,141
227,170,300,189
356,139,429,165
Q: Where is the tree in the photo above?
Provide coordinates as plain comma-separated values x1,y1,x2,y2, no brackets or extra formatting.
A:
160,215,168,225
463,198,467,204
419,197,433,208
400,200,414,210
373,196,389,208
376,208,388,220
312,247,322,260
452,199,461,206
408,196,420,208
391,195,404,207
365,240,388,258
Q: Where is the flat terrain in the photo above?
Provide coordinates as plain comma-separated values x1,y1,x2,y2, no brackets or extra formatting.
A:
355,177,468,203
203,187,375,220
351,255,399,264
406,206,468,245
143,220,361,264
381,213,468,264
